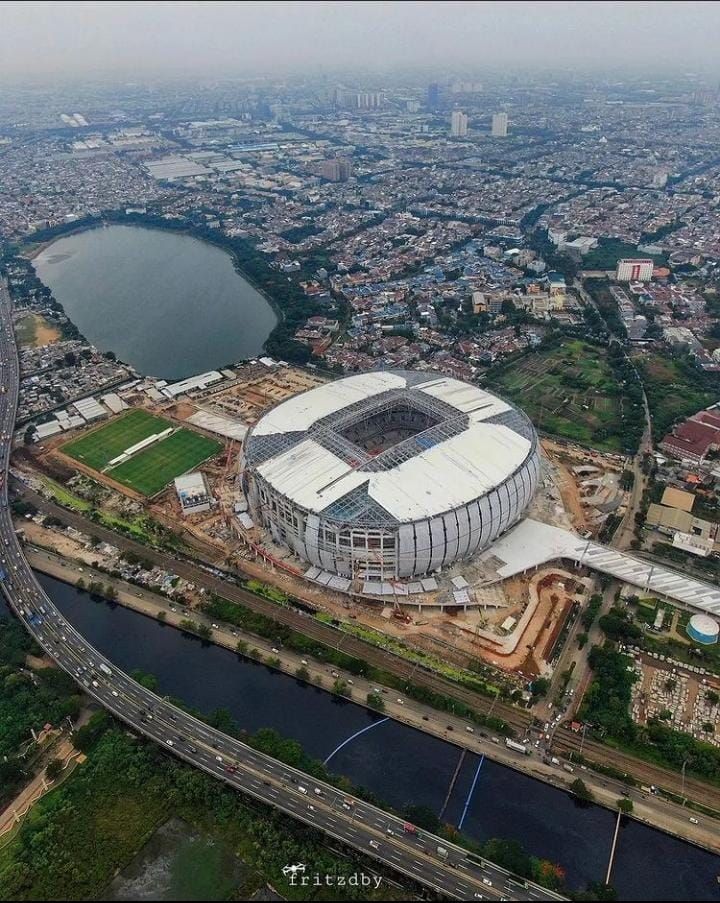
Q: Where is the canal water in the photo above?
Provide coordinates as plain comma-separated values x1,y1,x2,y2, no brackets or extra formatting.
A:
32,224,277,380
3,580,718,899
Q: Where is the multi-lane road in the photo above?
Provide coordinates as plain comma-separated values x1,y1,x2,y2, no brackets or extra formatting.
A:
0,281,564,902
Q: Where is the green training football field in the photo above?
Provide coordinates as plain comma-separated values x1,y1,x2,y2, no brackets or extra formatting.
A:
62,409,172,471
109,428,222,496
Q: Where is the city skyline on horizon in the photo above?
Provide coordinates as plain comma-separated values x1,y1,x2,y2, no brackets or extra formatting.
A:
2,1,720,80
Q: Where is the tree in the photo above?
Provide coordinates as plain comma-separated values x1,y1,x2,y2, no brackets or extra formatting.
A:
530,677,551,698
295,665,310,682
402,804,441,833
570,778,594,803
616,798,633,814
367,691,385,712
45,759,63,782
196,623,212,641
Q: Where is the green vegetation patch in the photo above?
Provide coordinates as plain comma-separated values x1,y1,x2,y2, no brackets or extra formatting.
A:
582,237,667,271
62,409,172,471
633,352,719,438
0,616,82,809
109,429,221,496
486,338,625,451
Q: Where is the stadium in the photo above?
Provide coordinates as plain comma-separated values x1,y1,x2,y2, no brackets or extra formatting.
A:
242,370,540,581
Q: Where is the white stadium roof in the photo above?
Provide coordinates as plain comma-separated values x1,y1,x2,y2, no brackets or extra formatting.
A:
250,371,532,522
252,371,407,436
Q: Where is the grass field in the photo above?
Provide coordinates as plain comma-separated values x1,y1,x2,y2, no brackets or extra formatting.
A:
486,339,625,451
62,409,172,471
109,428,221,496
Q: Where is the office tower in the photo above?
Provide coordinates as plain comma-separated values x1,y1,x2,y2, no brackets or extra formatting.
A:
427,82,440,109
491,112,508,137
450,110,468,138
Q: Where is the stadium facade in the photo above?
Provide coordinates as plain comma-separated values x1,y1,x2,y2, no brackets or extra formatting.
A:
243,371,540,580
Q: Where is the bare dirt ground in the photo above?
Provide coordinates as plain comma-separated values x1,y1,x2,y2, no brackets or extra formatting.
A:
541,438,626,535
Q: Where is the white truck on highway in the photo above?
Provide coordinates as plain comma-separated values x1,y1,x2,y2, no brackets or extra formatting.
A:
99,663,113,677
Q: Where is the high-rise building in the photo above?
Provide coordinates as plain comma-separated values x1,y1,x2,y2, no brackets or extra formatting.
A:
450,110,468,138
355,91,384,110
616,259,654,282
321,158,352,182
427,82,440,109
491,112,508,137
334,89,383,110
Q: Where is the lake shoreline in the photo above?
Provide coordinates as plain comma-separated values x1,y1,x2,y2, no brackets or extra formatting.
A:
30,222,279,381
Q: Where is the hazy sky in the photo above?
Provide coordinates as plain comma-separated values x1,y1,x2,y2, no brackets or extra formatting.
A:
1,1,718,79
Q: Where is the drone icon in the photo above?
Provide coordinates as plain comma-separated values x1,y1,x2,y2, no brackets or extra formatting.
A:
282,863,307,878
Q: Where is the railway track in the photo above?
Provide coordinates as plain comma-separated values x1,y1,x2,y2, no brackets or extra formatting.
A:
552,731,720,814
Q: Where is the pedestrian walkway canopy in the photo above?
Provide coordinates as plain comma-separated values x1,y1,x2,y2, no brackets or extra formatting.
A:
480,519,720,617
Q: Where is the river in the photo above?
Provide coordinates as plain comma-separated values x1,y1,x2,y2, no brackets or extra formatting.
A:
32,224,278,380
7,575,716,900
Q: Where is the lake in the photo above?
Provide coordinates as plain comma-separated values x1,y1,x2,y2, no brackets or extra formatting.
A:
32,224,278,380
